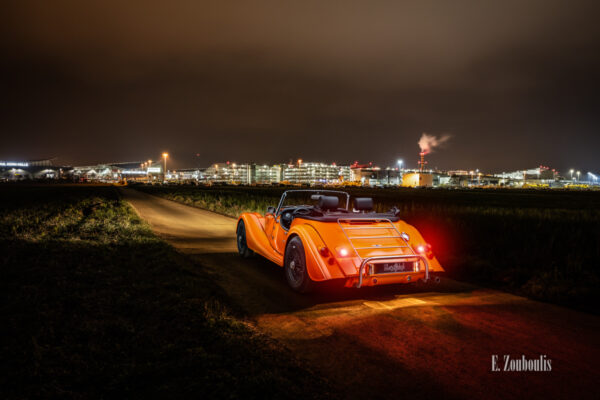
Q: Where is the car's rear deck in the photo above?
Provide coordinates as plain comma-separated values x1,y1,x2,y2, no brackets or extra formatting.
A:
335,217,430,287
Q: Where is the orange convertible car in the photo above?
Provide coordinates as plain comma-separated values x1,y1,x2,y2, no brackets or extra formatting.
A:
236,190,443,292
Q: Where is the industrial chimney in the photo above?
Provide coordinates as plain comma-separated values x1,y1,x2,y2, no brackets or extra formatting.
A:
418,151,427,172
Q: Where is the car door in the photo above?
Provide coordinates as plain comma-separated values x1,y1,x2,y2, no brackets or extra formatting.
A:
264,212,277,247
271,217,288,254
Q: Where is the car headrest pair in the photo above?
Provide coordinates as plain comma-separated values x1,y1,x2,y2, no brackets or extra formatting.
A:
354,197,373,211
318,196,374,212
318,196,339,211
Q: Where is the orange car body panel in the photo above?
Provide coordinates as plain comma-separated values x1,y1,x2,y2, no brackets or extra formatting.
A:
238,212,444,287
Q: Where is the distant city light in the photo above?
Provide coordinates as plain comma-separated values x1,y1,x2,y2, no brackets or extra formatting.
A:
0,161,29,167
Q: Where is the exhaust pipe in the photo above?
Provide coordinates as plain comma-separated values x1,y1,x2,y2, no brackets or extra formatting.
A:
418,276,441,286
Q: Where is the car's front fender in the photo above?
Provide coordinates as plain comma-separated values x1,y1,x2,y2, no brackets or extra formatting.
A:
238,213,283,265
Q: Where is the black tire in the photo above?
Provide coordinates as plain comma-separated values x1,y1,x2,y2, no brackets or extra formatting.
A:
284,236,314,293
236,220,253,258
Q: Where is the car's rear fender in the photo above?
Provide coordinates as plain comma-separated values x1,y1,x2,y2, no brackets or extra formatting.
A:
286,224,346,282
395,221,444,272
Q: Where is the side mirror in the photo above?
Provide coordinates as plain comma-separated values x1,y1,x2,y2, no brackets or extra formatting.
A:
266,206,276,215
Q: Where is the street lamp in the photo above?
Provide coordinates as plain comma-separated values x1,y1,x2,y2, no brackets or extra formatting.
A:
162,153,169,182
570,169,574,180
587,172,597,184
397,159,403,170
576,171,580,181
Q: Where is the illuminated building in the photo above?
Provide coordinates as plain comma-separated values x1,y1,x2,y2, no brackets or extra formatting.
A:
282,162,349,184
401,173,433,188
0,159,65,181
252,164,283,183
350,164,400,186
203,163,251,184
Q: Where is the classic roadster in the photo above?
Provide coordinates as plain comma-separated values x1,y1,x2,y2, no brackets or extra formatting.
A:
236,190,443,292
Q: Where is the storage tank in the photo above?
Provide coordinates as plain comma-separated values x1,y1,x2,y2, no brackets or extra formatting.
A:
402,173,433,187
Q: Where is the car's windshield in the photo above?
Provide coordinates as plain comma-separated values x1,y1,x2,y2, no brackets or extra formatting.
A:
277,190,349,214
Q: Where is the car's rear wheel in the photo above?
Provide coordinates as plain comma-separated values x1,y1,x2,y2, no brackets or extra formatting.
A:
284,236,314,293
236,220,253,258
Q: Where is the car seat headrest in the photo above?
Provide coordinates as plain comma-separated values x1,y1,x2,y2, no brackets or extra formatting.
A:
318,195,339,211
354,197,373,211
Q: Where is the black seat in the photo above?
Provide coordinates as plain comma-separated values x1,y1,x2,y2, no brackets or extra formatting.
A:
318,195,339,211
354,197,373,212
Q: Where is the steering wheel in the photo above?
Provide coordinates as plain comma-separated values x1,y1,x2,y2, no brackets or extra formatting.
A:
292,207,313,216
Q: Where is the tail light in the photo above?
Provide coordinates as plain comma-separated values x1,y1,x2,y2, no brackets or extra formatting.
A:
319,247,329,257
415,243,434,259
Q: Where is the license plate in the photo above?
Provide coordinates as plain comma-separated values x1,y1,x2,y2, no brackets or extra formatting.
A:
373,262,415,274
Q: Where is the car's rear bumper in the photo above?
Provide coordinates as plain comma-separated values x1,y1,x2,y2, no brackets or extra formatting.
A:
349,254,430,288
344,270,429,287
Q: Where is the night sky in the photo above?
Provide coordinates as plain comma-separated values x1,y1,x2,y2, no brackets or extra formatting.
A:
1,1,599,172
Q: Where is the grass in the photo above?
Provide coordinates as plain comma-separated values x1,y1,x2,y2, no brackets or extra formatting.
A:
0,185,334,399
135,184,600,313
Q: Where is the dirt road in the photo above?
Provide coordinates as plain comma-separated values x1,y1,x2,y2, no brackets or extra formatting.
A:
122,188,600,400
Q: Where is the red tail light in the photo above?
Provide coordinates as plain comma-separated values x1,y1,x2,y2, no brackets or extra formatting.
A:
415,243,434,259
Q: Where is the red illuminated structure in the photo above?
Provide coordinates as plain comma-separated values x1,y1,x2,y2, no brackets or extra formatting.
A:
418,151,428,172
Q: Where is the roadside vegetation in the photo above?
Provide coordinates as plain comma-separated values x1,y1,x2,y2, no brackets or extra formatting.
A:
0,185,333,399
136,184,600,313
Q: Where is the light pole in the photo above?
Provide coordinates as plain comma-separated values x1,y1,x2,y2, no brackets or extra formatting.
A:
162,153,169,183
576,171,580,181
570,169,574,181
396,159,403,186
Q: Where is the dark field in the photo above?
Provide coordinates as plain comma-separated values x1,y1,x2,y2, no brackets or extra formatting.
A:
136,184,600,312
0,185,333,399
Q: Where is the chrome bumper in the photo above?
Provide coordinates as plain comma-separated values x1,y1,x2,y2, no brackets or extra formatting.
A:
356,254,430,288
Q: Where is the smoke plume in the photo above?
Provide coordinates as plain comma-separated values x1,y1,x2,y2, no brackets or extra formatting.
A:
418,133,451,154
